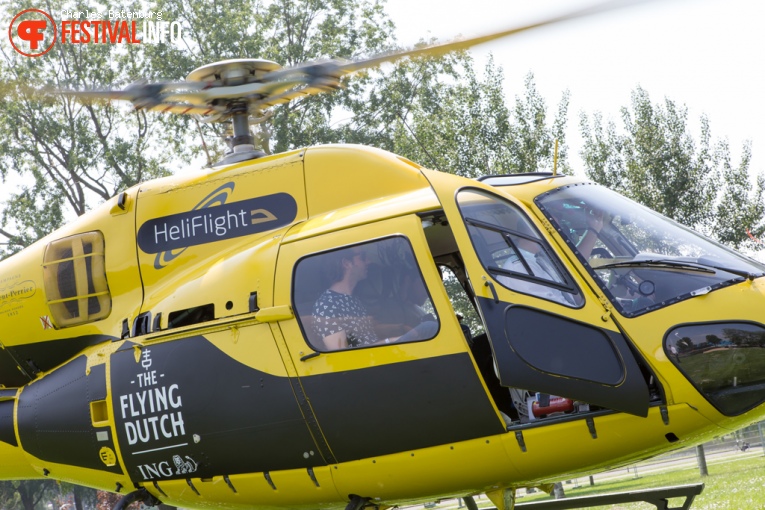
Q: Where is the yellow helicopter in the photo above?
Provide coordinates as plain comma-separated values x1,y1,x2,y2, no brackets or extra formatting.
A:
2,2,765,510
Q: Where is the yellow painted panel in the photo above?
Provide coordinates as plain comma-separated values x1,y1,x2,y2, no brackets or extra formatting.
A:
136,153,307,318
304,145,430,217
0,189,142,349
332,435,518,505
150,466,341,510
502,404,722,486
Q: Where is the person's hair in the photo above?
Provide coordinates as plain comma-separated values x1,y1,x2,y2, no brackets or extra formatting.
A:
322,248,353,284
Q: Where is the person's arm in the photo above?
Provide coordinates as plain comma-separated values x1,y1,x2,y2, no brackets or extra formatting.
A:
577,210,604,258
322,330,348,350
577,230,599,258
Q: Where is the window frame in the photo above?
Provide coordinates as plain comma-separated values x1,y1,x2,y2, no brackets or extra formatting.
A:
292,235,440,353
456,188,584,307
42,231,111,328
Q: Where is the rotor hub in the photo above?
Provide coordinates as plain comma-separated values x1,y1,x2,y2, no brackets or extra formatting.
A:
186,59,282,86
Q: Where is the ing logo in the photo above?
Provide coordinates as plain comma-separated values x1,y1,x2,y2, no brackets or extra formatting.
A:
8,9,57,57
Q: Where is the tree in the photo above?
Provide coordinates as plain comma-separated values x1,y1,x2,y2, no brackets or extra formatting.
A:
0,0,171,257
506,73,570,175
355,61,570,178
713,140,765,248
1,479,58,510
0,481,22,510
1,0,570,258
0,0,399,257
58,483,99,510
580,86,764,249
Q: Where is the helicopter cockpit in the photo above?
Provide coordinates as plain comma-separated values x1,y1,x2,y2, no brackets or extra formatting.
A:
534,183,765,317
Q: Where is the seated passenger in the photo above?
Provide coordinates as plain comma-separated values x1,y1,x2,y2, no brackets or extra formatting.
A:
572,207,604,259
313,247,382,350
371,269,435,334
312,248,437,350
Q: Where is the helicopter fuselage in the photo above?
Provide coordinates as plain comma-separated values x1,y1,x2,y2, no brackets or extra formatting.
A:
1,144,765,509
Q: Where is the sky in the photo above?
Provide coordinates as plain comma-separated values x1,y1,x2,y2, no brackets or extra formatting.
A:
1,1,762,218
383,0,765,175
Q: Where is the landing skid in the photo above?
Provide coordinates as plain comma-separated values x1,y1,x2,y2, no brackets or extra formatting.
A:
113,488,162,510
512,483,704,510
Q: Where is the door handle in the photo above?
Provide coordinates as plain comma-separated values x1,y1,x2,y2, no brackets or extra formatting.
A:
484,280,499,304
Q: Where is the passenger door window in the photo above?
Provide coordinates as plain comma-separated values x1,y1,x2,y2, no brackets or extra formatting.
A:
293,236,439,352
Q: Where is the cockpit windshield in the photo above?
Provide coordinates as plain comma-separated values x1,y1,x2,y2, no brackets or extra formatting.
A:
536,184,765,317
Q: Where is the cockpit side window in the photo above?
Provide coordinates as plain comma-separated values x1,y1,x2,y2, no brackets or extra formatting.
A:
457,189,584,307
43,231,111,327
293,236,440,352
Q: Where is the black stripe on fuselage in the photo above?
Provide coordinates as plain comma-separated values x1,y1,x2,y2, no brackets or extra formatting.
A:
110,336,326,482
0,390,16,447
17,357,123,474
2,334,115,387
300,352,506,462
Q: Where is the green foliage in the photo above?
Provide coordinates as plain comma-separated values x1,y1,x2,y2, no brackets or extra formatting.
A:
0,0,571,258
0,480,58,510
506,73,570,175
0,0,171,257
0,481,22,510
57,482,99,510
713,141,765,248
580,86,765,249
441,267,483,336
518,453,765,510
348,57,569,178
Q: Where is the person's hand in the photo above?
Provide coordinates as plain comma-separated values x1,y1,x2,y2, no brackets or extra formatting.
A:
587,208,604,233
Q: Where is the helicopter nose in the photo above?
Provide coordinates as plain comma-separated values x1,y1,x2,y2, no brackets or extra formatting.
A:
0,390,39,479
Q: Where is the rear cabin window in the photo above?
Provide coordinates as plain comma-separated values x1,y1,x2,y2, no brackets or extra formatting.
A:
293,237,440,352
43,231,111,327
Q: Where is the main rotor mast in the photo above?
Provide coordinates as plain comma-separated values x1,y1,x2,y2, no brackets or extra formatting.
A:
186,59,283,165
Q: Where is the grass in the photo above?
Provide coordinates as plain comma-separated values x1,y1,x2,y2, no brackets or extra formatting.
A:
424,452,765,509
514,453,765,509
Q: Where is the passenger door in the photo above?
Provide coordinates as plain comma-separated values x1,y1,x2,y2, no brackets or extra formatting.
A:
423,171,650,417
274,215,506,463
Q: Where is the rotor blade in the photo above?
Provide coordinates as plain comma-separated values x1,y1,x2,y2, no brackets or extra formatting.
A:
349,0,649,72
251,80,342,110
139,101,227,116
60,88,228,116
56,80,208,103
162,79,307,105
58,89,142,101
263,0,647,83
